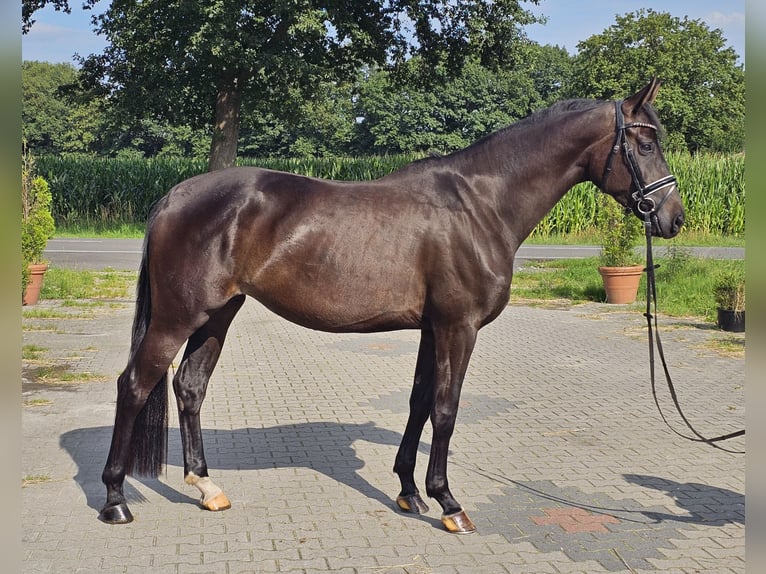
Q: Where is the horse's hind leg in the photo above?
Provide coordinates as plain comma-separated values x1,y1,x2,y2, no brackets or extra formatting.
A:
173,295,245,512
100,326,190,524
393,328,434,515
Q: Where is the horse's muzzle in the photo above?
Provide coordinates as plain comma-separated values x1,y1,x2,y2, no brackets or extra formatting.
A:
651,209,684,238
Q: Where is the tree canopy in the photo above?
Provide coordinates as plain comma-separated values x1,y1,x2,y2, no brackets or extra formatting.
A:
355,56,543,154
568,9,744,153
73,0,541,169
22,61,103,154
22,4,744,159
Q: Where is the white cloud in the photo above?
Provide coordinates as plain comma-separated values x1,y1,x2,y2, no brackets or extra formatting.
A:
700,11,745,61
704,11,745,28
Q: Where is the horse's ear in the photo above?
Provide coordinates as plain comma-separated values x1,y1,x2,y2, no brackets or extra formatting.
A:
622,78,662,115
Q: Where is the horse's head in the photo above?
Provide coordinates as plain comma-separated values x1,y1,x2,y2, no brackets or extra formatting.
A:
593,79,685,239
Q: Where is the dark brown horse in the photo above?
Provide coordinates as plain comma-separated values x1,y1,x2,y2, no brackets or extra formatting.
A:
99,80,684,533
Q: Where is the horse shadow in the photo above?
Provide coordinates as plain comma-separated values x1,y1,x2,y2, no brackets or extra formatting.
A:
58,427,743,531
59,421,439,527
622,473,744,526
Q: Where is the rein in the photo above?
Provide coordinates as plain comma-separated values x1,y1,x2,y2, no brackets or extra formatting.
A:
642,219,745,453
605,100,744,453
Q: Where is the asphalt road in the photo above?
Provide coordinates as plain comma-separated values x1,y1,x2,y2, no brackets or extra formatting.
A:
44,237,744,272
45,238,144,271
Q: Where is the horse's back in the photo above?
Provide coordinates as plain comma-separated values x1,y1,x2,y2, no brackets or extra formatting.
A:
146,167,431,331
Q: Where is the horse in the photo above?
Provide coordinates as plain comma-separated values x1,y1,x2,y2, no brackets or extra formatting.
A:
99,79,684,533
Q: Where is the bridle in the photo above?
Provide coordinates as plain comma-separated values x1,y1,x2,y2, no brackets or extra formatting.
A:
602,101,744,452
601,100,678,229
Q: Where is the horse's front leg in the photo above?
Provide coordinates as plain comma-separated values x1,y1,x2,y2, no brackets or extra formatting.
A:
174,296,244,512
426,322,478,534
394,329,435,515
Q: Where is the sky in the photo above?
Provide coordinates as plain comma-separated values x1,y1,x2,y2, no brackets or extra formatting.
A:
22,0,746,66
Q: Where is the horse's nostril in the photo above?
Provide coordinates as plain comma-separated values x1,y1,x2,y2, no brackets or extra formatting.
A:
672,213,685,233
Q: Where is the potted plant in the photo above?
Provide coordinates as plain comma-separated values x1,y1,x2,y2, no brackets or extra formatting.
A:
596,193,644,304
713,270,745,332
22,143,55,305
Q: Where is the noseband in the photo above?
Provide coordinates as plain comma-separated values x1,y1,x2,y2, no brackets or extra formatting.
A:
601,101,677,223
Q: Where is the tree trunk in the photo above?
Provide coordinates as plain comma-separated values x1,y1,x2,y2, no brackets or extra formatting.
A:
208,77,243,172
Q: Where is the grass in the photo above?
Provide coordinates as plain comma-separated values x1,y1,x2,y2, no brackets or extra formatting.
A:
22,308,75,320
24,398,53,407
54,221,146,239
22,474,52,486
22,321,59,332
22,344,48,360
31,364,107,384
524,230,744,247
703,336,745,358
511,254,745,322
664,230,745,248
40,268,137,299
511,258,603,304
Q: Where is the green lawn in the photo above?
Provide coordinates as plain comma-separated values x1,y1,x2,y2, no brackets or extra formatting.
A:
38,268,137,300
511,253,744,321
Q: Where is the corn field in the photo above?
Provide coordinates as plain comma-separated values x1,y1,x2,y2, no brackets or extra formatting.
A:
37,151,744,236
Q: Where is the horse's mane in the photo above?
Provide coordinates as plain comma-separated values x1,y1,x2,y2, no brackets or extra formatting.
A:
484,99,602,139
434,98,602,160
464,98,666,153
399,97,663,172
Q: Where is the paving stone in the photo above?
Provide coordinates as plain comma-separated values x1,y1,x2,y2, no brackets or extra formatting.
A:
22,297,745,573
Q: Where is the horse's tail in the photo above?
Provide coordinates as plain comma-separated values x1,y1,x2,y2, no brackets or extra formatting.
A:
124,211,168,478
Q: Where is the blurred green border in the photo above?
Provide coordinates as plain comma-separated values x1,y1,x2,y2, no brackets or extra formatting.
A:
745,1,764,571
1,3,22,569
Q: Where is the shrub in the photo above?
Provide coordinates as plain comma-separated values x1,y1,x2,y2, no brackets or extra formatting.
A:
713,269,745,312
22,145,56,293
596,194,643,267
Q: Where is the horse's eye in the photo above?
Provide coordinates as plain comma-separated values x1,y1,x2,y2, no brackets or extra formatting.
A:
639,142,654,154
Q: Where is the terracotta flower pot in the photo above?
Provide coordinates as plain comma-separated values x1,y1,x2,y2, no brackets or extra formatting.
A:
598,265,644,304
23,263,49,306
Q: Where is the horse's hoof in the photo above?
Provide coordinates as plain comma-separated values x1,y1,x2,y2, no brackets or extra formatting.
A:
201,492,231,512
396,493,429,514
441,509,476,534
98,503,134,524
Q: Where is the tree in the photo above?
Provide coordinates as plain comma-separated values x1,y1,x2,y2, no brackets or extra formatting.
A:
239,79,357,157
524,43,572,106
76,0,542,170
23,61,76,153
567,9,744,153
354,57,542,154
22,60,104,154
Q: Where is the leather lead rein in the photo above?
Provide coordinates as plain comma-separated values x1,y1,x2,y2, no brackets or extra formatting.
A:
642,216,745,453
603,99,742,452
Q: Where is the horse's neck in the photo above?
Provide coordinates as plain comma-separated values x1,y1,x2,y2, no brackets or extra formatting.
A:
462,111,605,243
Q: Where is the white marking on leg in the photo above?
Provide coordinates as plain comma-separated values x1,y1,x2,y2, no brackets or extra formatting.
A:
185,472,223,503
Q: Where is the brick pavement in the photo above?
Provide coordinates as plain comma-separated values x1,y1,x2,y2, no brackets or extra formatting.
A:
22,294,745,573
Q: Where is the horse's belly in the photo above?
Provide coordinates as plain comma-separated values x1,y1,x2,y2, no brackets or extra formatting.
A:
253,287,424,333
245,261,425,333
